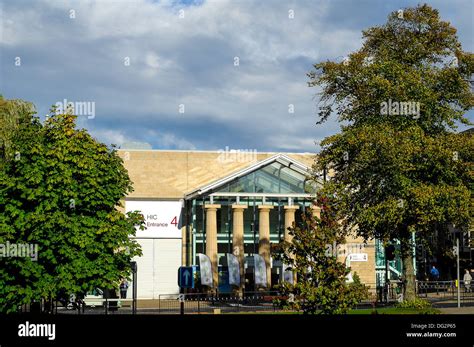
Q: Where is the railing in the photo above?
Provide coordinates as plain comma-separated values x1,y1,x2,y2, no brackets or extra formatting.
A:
362,282,404,304
416,280,474,306
417,280,455,298
26,280,471,314
53,298,135,315
158,291,282,314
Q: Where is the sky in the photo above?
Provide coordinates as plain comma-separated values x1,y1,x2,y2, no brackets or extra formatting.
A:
1,0,473,153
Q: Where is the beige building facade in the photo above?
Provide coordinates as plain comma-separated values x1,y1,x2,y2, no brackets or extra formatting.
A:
118,149,376,298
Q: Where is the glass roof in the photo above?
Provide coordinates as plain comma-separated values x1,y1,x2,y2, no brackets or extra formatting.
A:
215,162,308,194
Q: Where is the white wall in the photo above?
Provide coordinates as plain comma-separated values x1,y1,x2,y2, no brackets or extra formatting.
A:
125,200,182,299
132,238,181,299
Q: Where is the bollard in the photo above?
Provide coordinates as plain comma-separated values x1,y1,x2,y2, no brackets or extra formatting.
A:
179,294,185,315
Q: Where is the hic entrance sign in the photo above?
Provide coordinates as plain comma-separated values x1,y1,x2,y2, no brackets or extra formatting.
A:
125,200,182,238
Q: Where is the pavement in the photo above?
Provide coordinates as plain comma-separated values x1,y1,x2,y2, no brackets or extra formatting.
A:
429,295,474,314
437,307,474,314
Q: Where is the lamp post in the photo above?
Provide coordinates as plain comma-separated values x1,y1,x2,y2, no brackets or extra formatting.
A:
456,237,461,308
131,261,137,314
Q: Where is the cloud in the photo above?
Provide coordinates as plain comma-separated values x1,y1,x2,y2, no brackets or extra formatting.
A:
1,0,472,153
88,125,196,150
89,128,132,147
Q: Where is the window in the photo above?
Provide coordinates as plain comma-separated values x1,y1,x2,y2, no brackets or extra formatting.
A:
216,162,308,194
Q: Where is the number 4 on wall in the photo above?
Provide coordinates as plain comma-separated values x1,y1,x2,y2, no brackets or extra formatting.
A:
171,216,178,227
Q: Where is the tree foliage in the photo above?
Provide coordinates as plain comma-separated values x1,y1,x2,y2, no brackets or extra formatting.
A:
0,103,144,313
0,95,36,163
277,195,368,314
309,5,473,301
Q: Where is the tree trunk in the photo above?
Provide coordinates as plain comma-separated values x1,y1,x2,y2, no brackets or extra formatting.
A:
401,236,416,302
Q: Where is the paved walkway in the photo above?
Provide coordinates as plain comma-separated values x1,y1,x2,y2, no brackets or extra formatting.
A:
430,298,474,314
437,306,474,314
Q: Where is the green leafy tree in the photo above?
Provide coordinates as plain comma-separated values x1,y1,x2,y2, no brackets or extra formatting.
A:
309,5,473,301
277,194,368,314
0,104,144,313
0,95,36,163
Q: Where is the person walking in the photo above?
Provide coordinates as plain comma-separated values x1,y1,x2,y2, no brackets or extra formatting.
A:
430,265,440,281
463,269,472,293
120,279,129,299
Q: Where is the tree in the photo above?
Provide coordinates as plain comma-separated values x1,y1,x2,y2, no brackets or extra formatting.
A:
0,95,36,163
309,5,473,301
276,194,368,314
0,103,144,313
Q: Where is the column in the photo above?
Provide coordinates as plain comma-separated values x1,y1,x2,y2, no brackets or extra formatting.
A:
284,205,299,284
182,224,187,266
283,205,299,244
258,205,273,288
311,205,321,219
232,204,247,293
205,204,221,289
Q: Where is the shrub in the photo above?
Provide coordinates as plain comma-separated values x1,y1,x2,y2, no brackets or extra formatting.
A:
348,272,369,302
396,297,432,310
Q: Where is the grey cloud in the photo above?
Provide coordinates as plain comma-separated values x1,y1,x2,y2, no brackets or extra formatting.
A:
1,0,472,153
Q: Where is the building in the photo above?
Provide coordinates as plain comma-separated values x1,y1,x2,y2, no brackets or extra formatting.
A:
118,149,376,299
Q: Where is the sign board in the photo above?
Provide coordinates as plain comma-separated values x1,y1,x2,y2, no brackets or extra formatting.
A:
349,253,368,262
254,254,267,287
218,267,231,293
227,253,240,286
178,266,194,288
198,253,213,287
125,200,182,238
